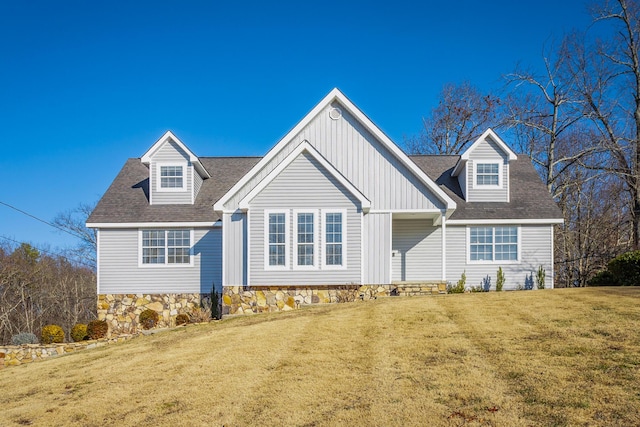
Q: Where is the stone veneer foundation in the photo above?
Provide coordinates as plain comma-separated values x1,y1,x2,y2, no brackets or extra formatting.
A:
221,284,398,315
98,293,205,334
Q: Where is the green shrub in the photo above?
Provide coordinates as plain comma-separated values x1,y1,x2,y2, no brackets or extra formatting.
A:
607,250,640,286
41,324,65,344
210,287,221,320
496,267,505,292
588,269,617,286
71,324,88,342
536,265,546,289
11,332,38,345
86,320,108,339
175,313,190,325
447,271,466,294
139,309,159,329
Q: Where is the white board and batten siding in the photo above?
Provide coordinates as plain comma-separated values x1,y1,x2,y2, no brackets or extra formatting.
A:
223,103,445,212
466,137,509,203
149,140,195,205
98,228,222,294
445,225,554,290
391,219,442,282
247,152,361,285
223,212,247,286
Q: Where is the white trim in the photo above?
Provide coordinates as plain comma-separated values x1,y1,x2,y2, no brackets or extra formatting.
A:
141,130,210,178
388,213,393,283
466,226,521,265
222,214,227,286
96,229,100,294
156,162,188,192
238,141,371,213
138,228,195,268
293,209,319,270
441,212,446,282
360,213,364,285
264,209,290,270
87,221,220,228
367,208,442,214
550,224,555,289
321,209,347,270
214,88,456,212
452,128,517,177
472,161,503,189
246,210,251,286
447,218,564,225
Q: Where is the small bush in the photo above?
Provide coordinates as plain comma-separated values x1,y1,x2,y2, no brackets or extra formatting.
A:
524,273,534,290
86,319,109,339
469,285,484,292
176,313,190,325
190,306,212,323
607,250,640,286
41,325,65,344
447,271,466,293
588,269,617,286
11,332,38,345
536,265,546,289
482,275,491,292
139,309,160,329
496,267,505,292
210,287,221,320
71,324,88,342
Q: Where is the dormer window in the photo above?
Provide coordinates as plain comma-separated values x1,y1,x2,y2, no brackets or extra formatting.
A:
157,163,186,191
475,163,501,187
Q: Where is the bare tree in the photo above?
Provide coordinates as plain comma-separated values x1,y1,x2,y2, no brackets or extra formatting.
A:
53,202,97,269
405,82,503,154
566,0,640,248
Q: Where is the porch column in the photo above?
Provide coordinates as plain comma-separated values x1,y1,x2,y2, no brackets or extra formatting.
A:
441,211,446,282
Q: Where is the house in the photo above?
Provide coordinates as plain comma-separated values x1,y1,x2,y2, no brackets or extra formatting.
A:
87,88,563,331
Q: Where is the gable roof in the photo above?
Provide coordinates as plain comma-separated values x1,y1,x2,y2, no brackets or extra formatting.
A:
238,140,371,213
410,155,563,222
213,88,456,213
452,128,517,177
141,130,211,179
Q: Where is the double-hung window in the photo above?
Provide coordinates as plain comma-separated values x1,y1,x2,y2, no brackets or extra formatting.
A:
158,164,185,190
141,229,192,265
324,211,345,268
469,226,518,262
267,212,288,268
295,211,316,267
475,163,500,187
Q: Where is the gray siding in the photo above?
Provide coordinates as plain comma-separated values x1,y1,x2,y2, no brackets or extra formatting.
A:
391,219,442,281
445,225,554,290
98,227,221,294
223,212,247,286
150,140,193,205
194,171,204,200
248,152,361,285
224,102,444,211
363,212,391,284
466,138,509,202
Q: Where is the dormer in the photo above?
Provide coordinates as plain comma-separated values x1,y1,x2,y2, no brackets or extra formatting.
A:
141,131,210,205
451,129,517,202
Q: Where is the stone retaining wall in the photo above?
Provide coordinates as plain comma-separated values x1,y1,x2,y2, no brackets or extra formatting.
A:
0,334,137,369
221,284,395,315
98,293,204,334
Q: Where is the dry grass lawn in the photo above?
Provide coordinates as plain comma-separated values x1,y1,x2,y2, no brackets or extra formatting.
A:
1,287,640,426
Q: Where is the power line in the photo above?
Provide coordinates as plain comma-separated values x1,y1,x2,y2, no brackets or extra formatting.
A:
0,235,95,269
0,200,86,241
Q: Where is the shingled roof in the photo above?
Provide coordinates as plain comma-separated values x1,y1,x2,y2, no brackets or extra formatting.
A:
88,154,561,224
87,157,261,224
409,155,563,220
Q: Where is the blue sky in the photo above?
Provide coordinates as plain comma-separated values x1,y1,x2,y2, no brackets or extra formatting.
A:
0,0,593,255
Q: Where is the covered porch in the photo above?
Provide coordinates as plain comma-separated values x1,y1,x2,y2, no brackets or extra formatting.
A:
391,211,447,285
